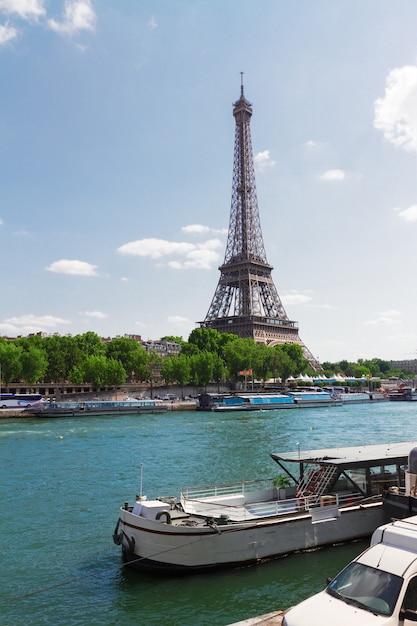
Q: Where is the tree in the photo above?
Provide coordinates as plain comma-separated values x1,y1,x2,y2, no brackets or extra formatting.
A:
280,343,309,378
161,356,176,385
146,351,163,397
43,335,81,383
0,340,22,384
82,355,127,388
168,354,191,394
82,355,109,388
20,347,48,383
212,353,226,389
160,335,184,345
223,337,258,381
74,332,105,359
252,343,274,382
189,351,217,388
272,345,294,384
105,338,148,382
188,328,221,354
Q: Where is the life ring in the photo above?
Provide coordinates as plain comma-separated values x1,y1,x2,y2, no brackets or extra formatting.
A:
155,510,172,524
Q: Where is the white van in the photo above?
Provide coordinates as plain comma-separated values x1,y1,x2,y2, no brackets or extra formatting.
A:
283,516,417,625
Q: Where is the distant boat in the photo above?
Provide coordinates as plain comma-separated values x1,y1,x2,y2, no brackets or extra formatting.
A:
334,392,387,403
29,398,168,417
286,390,335,407
212,394,296,411
198,390,335,412
113,441,413,572
388,387,417,401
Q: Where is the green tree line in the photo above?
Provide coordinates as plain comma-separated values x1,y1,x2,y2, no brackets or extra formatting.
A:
0,329,412,390
0,329,310,390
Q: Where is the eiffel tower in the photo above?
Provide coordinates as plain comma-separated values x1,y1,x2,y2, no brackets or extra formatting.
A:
200,77,320,370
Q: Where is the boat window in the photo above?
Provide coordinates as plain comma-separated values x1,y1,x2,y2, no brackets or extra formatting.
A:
343,469,367,493
370,464,399,494
327,562,403,616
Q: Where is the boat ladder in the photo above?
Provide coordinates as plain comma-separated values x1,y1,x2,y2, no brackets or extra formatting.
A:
297,464,338,497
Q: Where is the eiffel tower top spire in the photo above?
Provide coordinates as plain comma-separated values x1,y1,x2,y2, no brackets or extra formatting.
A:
222,74,270,267
200,78,320,370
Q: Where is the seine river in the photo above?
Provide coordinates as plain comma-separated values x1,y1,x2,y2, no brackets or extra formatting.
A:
1,401,415,625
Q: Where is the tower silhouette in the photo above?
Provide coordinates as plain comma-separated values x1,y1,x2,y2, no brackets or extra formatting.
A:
200,77,319,370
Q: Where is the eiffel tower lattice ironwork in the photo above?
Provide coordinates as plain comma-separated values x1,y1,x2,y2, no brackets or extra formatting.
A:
200,78,320,370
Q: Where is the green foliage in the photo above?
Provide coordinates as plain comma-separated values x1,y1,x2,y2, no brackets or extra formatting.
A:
73,331,105,358
43,335,81,382
20,347,48,383
0,339,23,384
105,337,149,382
322,357,414,380
161,335,184,345
0,331,414,389
273,474,291,488
82,355,127,388
167,354,191,388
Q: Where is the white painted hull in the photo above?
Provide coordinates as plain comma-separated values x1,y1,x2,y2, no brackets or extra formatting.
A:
117,502,385,572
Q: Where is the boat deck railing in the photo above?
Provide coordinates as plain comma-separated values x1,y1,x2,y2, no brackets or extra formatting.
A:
181,478,275,501
181,481,366,521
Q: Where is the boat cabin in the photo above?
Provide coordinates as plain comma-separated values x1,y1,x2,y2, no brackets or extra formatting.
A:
271,442,409,500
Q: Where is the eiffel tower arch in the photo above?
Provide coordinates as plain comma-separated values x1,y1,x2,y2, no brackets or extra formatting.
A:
199,78,320,371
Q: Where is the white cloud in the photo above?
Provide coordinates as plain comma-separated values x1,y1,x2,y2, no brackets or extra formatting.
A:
120,276,129,282
47,0,96,35
117,237,223,269
167,247,219,270
0,217,3,225
181,224,227,236
0,21,17,44
0,0,45,20
167,315,190,326
82,310,107,319
320,169,346,181
304,140,318,149
148,16,157,30
374,65,417,152
254,150,276,171
0,313,70,334
118,238,195,259
365,310,402,326
182,224,210,234
45,259,99,276
281,292,313,306
394,204,417,222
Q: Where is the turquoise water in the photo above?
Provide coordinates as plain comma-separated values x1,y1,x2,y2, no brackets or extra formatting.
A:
0,402,415,625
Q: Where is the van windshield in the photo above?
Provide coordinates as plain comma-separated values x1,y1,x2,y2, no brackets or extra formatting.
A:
326,562,403,616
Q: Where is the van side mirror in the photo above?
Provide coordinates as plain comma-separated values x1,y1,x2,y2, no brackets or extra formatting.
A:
400,609,417,621
326,577,333,585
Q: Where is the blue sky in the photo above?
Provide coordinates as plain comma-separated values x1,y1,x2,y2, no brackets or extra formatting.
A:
1,0,417,363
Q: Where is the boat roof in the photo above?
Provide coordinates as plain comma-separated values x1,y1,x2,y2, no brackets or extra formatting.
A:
271,441,417,468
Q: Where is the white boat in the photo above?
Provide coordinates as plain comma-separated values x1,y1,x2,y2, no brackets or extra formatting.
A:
286,390,335,407
113,441,415,572
201,390,335,412
212,394,296,411
334,392,387,403
29,398,167,417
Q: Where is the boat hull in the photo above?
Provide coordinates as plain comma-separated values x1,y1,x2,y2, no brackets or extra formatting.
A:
117,502,386,572
30,400,168,417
